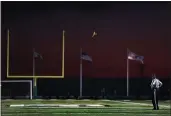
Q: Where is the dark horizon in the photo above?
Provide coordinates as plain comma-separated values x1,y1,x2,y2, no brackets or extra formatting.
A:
1,1,171,79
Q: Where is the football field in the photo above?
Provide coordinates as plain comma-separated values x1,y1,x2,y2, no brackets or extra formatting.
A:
1,99,170,116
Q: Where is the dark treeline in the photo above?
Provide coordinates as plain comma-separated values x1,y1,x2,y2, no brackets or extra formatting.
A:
2,77,170,100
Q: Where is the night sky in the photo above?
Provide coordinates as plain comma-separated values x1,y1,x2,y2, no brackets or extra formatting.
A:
1,2,171,79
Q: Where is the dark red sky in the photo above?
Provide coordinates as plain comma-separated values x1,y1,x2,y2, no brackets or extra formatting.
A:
1,2,171,79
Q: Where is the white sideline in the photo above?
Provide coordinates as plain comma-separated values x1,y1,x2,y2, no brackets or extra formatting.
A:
113,100,170,108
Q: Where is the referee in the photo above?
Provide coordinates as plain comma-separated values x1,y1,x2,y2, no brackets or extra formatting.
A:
150,74,163,110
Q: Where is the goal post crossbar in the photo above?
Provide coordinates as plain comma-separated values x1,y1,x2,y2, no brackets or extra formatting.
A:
7,30,65,78
1,80,33,99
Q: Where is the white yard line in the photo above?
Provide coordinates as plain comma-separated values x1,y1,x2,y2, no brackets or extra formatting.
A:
1,113,168,115
112,100,170,108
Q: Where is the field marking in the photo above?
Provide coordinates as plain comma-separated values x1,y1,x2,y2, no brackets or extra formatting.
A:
112,100,170,108
1,113,167,115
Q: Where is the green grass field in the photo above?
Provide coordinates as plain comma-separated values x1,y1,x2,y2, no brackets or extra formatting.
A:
1,99,171,116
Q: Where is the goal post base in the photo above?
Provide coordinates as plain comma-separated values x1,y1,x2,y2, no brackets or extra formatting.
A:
33,86,37,99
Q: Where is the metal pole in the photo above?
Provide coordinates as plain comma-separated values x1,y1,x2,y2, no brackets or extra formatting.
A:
127,49,129,97
7,29,10,77
80,48,82,97
33,48,35,77
30,81,32,100
33,48,37,98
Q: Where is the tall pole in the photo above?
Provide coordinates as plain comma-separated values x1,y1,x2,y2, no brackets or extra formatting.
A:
30,81,33,100
7,29,10,77
127,48,129,97
33,48,37,98
62,30,65,77
80,48,83,98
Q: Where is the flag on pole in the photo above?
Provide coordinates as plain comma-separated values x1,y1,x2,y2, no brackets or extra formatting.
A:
81,52,92,62
32,50,42,98
128,50,144,64
92,31,97,38
34,51,43,59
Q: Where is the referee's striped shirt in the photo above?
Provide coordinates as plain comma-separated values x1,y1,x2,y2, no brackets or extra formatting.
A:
151,78,163,89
